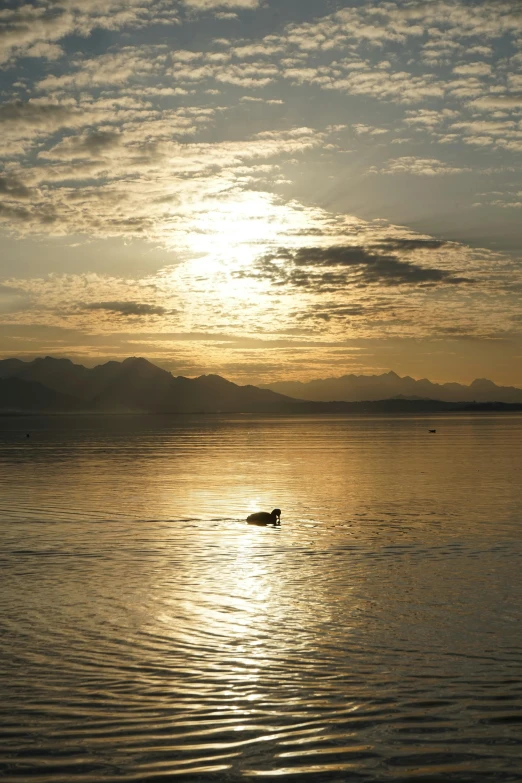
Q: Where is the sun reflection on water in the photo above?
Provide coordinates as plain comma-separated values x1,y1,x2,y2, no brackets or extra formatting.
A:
2,416,522,779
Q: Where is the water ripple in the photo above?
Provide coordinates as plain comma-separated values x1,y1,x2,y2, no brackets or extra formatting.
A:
1,414,522,780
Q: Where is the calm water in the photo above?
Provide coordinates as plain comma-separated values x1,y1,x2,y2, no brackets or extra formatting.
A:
0,413,521,782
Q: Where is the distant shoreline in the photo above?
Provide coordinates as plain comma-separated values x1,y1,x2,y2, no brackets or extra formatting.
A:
2,403,522,417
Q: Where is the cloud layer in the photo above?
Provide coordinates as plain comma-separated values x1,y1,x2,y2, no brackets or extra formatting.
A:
1,0,522,383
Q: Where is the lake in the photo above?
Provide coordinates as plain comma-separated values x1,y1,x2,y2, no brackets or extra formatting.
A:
0,413,521,782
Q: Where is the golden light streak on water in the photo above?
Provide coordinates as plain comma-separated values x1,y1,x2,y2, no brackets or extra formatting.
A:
1,414,522,781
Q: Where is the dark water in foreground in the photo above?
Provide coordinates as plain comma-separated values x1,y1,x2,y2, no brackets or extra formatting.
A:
0,413,521,782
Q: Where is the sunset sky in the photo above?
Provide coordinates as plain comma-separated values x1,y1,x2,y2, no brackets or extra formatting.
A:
1,0,522,385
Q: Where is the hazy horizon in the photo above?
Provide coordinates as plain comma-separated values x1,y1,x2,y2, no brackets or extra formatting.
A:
3,352,522,390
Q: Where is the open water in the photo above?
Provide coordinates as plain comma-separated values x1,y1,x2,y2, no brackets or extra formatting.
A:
0,413,521,782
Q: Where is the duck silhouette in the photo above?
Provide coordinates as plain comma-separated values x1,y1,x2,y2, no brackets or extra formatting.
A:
247,508,281,525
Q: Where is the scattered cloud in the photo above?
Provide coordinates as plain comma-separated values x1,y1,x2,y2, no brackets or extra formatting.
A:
82,301,169,317
0,0,175,65
1,0,522,381
0,284,32,315
453,62,492,76
0,175,33,200
182,0,261,8
371,157,471,176
237,245,475,293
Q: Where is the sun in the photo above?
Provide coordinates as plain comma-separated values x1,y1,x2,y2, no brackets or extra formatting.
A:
186,192,284,266
161,191,318,325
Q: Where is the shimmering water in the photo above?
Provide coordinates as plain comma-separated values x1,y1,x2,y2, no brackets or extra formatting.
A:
1,413,521,782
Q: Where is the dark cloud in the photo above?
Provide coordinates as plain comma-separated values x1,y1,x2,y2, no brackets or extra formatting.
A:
63,130,121,156
237,245,474,291
305,305,367,322
0,202,30,221
84,131,120,151
0,101,73,129
0,175,32,199
372,238,447,252
295,300,395,325
0,200,58,225
83,301,168,317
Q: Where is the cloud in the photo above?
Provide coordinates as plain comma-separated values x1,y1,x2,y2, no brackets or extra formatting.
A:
469,95,522,109
0,100,78,132
0,175,33,200
24,42,65,61
371,157,470,176
283,63,445,104
374,239,448,252
82,301,168,317
39,129,122,160
0,0,168,65
0,202,31,222
37,47,166,92
238,245,474,292
0,96,151,157
453,62,492,76
0,125,329,244
0,284,32,315
182,0,261,8
352,124,388,136
1,0,522,367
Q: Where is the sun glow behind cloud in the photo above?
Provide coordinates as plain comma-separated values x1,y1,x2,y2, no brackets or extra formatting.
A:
1,0,522,383
182,192,294,261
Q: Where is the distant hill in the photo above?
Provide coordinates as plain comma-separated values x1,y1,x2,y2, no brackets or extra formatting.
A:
0,356,298,414
0,358,25,378
1,357,521,414
0,377,84,412
260,370,522,404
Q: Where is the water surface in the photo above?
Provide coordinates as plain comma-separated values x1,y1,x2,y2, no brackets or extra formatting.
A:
1,414,521,781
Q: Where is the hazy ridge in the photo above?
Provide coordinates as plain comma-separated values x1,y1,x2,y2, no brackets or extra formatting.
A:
261,370,522,404
1,356,521,413
0,356,297,414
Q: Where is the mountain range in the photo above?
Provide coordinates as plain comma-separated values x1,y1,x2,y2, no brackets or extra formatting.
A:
261,371,522,404
0,356,297,414
0,356,521,414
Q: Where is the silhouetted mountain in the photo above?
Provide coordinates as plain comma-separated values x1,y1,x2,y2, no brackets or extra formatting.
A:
179,374,296,414
0,355,131,401
1,357,521,414
0,356,297,413
89,360,297,413
0,358,25,378
0,377,84,412
261,370,522,404
89,357,180,411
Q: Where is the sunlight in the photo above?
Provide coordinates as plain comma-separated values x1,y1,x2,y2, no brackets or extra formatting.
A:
181,192,311,267
164,192,313,319
189,212,276,265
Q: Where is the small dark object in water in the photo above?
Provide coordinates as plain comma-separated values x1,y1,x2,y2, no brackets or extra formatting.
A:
247,508,281,525
26,433,30,438
429,429,436,433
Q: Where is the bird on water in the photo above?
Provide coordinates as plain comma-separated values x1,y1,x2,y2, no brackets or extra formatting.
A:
247,508,281,525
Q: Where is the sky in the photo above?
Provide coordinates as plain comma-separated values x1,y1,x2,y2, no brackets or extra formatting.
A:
1,0,522,386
